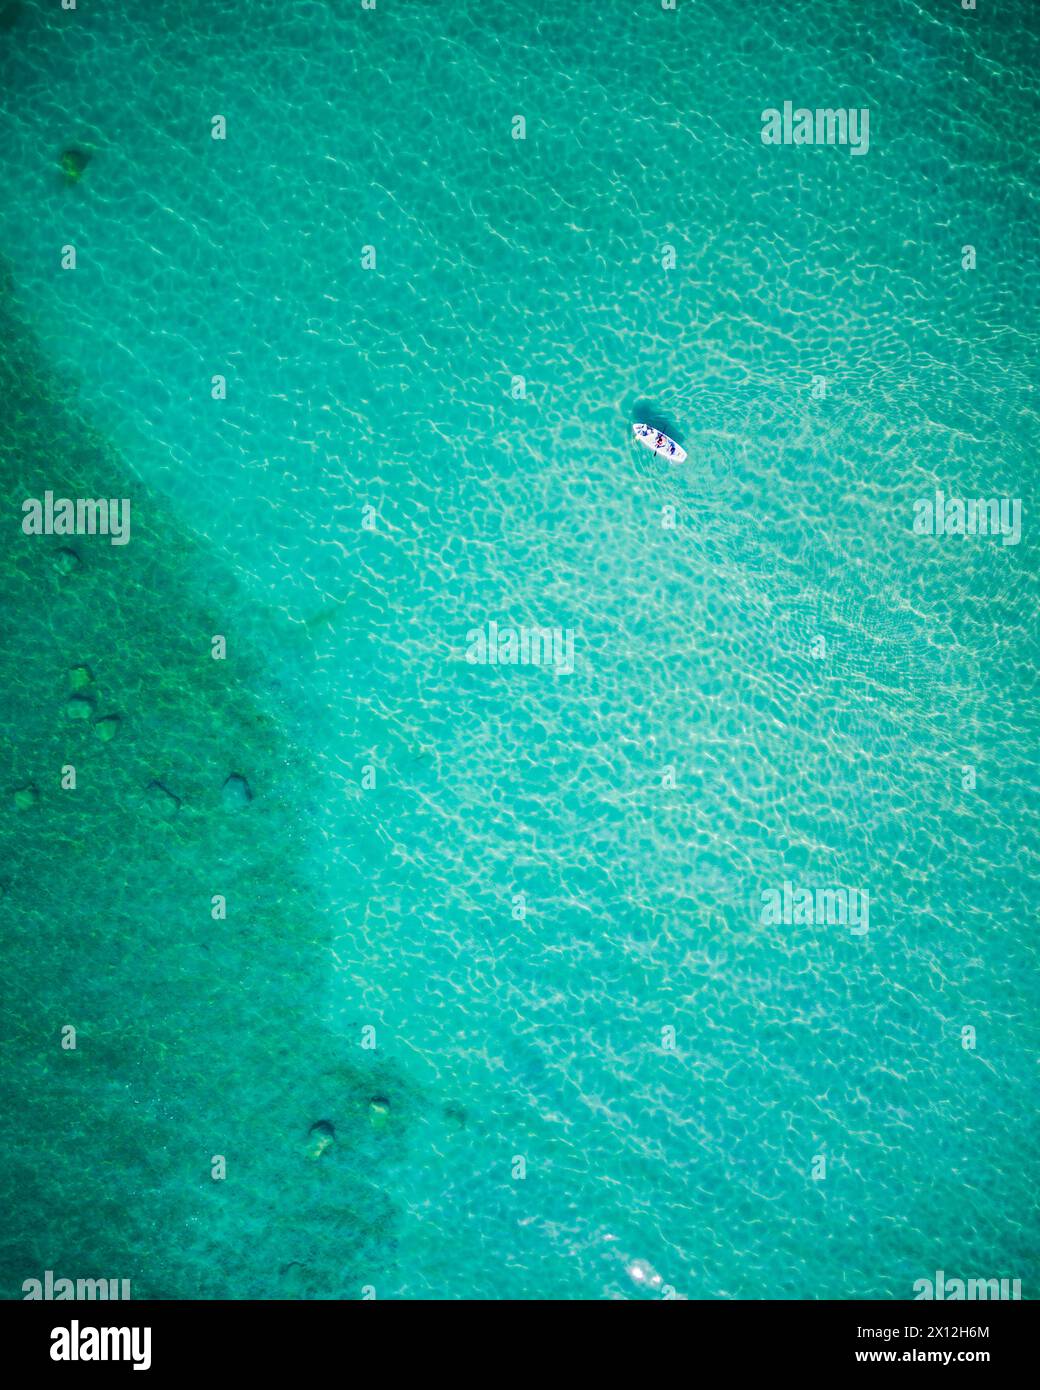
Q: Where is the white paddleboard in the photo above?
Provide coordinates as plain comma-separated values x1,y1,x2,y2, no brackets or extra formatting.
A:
633,422,687,463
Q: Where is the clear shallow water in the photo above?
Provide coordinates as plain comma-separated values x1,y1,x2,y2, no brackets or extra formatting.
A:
0,0,1037,1299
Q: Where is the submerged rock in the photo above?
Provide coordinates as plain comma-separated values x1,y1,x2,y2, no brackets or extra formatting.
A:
307,1119,335,1160
94,714,120,742
278,1261,308,1290
68,665,94,691
0,3,23,34
144,779,180,818
13,784,38,811
53,547,81,575
65,694,94,721
221,773,253,808
60,148,91,183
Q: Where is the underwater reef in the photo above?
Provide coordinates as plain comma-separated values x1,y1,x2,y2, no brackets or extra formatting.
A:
0,270,418,1298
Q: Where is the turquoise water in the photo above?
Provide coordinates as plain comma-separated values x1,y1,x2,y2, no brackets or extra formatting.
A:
1,0,1037,1300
